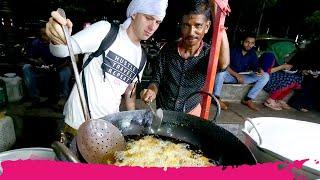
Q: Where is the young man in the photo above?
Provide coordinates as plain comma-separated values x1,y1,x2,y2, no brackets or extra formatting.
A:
140,0,230,117
213,34,270,111
45,0,168,132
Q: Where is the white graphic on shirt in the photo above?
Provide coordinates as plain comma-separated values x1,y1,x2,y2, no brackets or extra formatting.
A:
102,51,138,84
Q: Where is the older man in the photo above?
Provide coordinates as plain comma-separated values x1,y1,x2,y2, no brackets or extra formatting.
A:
46,0,168,133
140,0,230,117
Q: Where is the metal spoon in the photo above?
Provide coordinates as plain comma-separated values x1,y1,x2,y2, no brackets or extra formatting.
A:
147,102,163,130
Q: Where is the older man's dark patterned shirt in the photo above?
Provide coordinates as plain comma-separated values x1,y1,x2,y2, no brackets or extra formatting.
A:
150,41,211,112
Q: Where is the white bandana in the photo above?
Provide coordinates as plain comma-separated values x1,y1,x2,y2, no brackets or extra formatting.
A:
122,0,168,29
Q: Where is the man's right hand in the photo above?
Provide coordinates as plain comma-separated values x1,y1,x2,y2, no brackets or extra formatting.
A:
235,74,244,84
28,58,45,66
140,89,157,103
46,10,73,45
227,67,244,84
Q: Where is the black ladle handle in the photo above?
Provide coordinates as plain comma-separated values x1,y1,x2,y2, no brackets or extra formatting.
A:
183,91,221,123
51,141,80,163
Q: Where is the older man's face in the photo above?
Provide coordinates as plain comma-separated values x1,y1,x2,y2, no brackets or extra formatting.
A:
180,14,210,47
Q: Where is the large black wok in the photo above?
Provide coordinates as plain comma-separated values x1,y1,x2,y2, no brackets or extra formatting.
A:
54,109,256,166
101,109,256,166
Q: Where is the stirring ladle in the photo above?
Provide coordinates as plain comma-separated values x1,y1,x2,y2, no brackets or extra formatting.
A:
57,8,125,164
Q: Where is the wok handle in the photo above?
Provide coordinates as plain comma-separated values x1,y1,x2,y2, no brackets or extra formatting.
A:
245,118,262,146
51,141,80,163
183,91,221,123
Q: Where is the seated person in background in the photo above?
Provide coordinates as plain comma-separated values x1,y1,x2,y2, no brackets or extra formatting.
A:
23,26,72,107
260,52,302,110
213,33,269,111
288,39,320,112
140,0,230,117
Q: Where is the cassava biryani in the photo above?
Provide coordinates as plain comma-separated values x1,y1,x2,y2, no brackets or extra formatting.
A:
114,136,214,167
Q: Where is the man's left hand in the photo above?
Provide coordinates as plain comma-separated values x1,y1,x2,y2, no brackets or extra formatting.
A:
255,69,264,76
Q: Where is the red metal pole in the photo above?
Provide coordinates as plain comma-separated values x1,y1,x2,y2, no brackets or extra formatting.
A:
200,0,230,119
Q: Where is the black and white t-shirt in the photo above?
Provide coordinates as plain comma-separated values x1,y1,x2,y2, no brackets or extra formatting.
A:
150,41,211,112
50,21,144,129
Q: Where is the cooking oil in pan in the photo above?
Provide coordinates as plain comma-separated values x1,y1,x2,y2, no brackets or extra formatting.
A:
114,135,215,168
